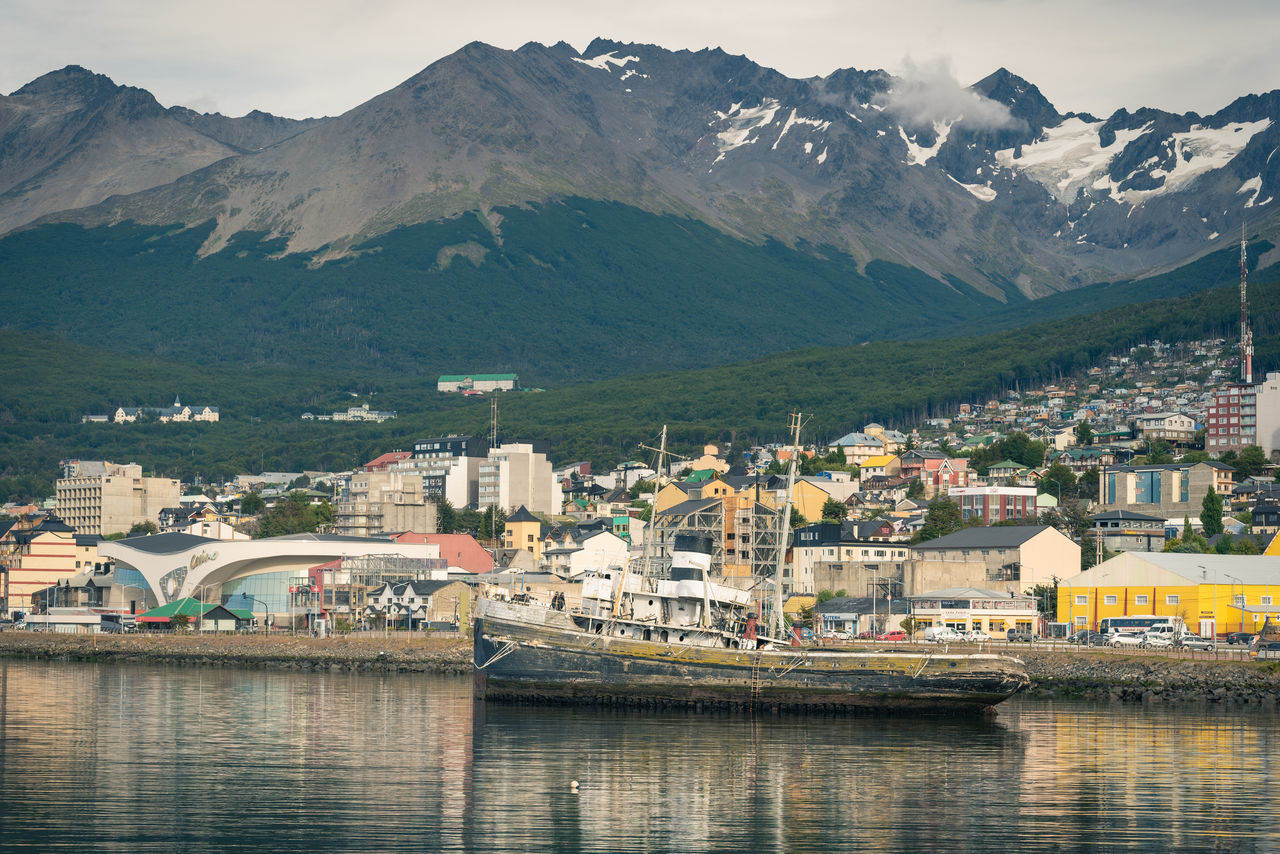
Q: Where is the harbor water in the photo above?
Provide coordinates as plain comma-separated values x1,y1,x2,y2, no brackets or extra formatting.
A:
0,659,1275,852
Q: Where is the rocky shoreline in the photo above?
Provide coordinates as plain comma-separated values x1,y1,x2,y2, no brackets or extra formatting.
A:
2,634,1279,705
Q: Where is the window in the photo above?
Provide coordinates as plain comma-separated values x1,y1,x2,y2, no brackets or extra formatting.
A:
1166,594,1180,605
1233,594,1245,607
1104,595,1118,606
1075,616,1086,626
1263,596,1273,607
1074,594,1087,605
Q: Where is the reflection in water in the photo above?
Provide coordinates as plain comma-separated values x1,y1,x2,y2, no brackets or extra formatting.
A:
0,660,1275,852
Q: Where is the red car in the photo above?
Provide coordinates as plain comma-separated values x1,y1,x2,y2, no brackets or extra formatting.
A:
876,630,907,641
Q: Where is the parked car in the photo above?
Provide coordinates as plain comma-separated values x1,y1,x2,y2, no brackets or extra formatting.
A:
855,630,877,639
1178,634,1216,652
1006,628,1035,643
1109,633,1145,648
1140,633,1175,649
924,626,963,643
1226,632,1257,645
1068,630,1110,647
964,630,992,643
876,630,907,642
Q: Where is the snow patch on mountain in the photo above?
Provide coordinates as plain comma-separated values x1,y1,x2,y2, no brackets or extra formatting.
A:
573,51,639,71
711,99,782,163
1238,175,1263,207
949,175,997,201
996,118,1151,202
772,109,831,150
1106,120,1272,204
900,121,951,166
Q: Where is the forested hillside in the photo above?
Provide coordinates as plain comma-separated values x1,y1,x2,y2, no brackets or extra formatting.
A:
2,267,1276,502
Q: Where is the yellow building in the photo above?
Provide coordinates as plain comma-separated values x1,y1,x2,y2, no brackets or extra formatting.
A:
503,506,545,562
1057,552,1280,639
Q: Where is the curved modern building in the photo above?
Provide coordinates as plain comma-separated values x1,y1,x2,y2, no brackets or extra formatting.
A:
98,532,441,616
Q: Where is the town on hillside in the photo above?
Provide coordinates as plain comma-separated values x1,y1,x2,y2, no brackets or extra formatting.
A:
3,336,1279,643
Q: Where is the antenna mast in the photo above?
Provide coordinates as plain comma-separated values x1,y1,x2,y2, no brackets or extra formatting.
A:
1241,225,1254,384
772,413,803,637
491,394,499,448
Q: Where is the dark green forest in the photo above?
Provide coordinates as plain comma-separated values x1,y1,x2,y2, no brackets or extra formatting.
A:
2,261,1276,501
0,198,1262,391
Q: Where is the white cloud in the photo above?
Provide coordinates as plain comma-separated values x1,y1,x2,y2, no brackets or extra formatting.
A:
875,57,1021,131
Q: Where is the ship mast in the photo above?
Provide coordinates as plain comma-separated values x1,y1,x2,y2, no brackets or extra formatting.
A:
771,412,803,637
614,425,667,617
1240,225,1253,384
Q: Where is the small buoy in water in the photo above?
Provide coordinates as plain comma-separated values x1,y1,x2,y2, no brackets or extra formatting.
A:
570,780,579,791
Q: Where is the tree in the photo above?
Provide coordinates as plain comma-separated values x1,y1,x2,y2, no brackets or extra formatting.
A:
1200,489,1224,538
1038,463,1077,499
1234,446,1269,480
913,498,962,543
820,497,847,521
436,499,458,534
256,492,321,538
789,507,807,529
628,478,656,499
1075,421,1093,446
239,492,266,515
479,506,506,542
1029,582,1058,617
906,479,925,499
170,613,191,631
128,520,158,535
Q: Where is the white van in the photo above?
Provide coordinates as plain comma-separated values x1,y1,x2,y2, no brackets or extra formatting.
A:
924,626,963,643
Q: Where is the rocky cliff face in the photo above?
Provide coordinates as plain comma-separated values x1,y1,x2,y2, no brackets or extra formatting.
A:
4,42,1279,296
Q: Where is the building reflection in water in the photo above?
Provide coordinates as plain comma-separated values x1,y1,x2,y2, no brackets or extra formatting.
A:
0,661,1277,851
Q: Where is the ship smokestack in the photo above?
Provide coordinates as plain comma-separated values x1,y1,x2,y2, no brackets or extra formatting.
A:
670,534,713,582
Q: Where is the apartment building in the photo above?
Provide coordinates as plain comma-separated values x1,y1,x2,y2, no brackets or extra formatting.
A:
335,471,437,537
54,460,180,536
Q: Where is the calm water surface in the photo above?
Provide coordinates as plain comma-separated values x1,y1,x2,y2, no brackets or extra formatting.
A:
0,659,1274,852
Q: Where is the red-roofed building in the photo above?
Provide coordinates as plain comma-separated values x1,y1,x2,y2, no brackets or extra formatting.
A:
391,532,494,574
364,451,412,472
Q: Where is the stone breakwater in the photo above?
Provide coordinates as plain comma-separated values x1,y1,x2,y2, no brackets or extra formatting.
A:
0,632,473,674
2,634,1279,704
1018,649,1280,704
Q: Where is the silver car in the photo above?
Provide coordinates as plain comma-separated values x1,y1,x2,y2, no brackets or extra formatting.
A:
1178,634,1216,652
1110,633,1145,648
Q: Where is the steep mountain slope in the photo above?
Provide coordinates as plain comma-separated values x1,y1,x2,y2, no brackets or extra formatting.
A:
0,66,322,235
9,40,1278,298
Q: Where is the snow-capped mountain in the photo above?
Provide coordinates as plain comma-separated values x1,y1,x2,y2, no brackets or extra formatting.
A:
2,39,1278,298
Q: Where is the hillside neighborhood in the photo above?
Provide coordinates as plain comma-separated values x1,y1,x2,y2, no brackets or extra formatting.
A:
3,334,1279,643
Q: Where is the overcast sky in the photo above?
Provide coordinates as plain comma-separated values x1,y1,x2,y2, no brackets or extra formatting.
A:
4,0,1278,120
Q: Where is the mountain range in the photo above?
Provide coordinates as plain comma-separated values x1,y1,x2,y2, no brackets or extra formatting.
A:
1,38,1278,385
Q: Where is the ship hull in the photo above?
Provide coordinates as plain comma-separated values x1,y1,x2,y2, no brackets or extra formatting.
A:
473,601,1028,716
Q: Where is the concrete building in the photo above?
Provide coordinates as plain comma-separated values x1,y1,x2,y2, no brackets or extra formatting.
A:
478,442,561,514
391,435,489,509
950,486,1038,524
908,525,1080,596
1092,510,1169,553
55,460,180,536
792,520,908,598
1098,461,1235,519
335,471,437,537
1133,412,1198,444
437,374,518,393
